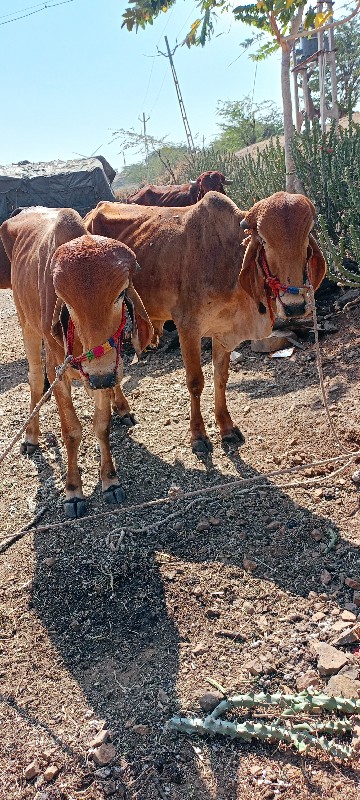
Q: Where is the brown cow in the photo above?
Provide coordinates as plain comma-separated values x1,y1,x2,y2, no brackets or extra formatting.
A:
85,191,326,454
126,171,231,207
0,207,153,518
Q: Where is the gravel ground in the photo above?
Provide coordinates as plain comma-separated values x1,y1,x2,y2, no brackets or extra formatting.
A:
0,287,360,800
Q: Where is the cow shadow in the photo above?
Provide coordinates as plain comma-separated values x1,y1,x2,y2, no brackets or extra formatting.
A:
27,431,360,798
0,357,28,394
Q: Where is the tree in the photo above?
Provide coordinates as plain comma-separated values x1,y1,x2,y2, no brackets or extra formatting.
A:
115,144,188,188
212,96,283,151
307,19,360,117
122,1,360,192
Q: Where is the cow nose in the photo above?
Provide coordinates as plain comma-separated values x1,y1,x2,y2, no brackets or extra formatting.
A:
88,372,116,390
284,300,306,318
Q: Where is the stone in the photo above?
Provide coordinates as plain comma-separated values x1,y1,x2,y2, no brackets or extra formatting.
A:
310,529,323,542
345,577,360,590
326,674,360,698
243,556,257,572
312,612,326,623
266,520,280,531
209,516,221,526
103,781,117,796
331,621,352,632
43,765,59,782
24,761,40,780
320,569,332,586
132,724,149,735
158,688,169,705
43,557,55,567
198,691,223,713
341,610,357,622
332,623,360,647
196,520,210,532
354,591,360,607
95,767,112,779
311,641,349,676
193,643,207,656
351,470,360,485
352,718,360,750
92,744,116,766
296,671,322,692
243,659,263,676
90,729,110,748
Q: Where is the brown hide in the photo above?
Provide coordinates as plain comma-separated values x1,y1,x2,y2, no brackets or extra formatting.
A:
0,237,11,289
127,171,227,207
85,191,326,453
0,207,153,516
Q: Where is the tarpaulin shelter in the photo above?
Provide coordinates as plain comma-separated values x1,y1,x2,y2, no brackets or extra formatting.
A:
0,156,116,224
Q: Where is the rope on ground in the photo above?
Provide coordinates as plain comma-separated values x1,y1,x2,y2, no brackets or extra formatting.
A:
0,357,72,466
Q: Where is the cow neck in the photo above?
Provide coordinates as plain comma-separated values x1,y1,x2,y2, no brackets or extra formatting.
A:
64,304,126,382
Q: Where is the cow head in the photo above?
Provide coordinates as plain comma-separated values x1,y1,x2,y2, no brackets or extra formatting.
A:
238,192,326,321
194,171,232,200
51,235,153,390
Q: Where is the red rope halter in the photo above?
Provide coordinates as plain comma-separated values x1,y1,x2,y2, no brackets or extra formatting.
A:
258,246,310,325
66,304,126,382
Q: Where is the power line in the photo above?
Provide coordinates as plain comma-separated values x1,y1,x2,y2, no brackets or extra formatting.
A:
0,0,75,27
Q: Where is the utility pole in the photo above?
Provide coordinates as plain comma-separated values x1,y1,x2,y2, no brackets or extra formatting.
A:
139,112,150,181
164,36,195,153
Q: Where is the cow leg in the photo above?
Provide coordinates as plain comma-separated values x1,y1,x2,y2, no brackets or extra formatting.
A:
93,392,126,505
112,384,136,427
20,325,45,454
177,325,211,453
212,338,245,445
51,373,88,519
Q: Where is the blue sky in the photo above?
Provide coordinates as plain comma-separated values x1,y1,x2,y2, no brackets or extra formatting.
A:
0,0,285,170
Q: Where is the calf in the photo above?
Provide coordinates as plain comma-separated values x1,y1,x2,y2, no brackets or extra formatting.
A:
0,207,152,517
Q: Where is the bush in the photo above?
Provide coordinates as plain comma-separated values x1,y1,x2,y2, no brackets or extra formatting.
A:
178,141,285,209
291,118,360,285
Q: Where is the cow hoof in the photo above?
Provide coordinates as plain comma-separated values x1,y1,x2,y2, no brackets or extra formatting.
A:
20,440,39,456
222,427,245,445
103,485,126,505
192,437,212,454
118,412,137,427
64,497,88,519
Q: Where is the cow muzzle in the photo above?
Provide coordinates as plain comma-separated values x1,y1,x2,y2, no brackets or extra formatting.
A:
282,298,306,318
88,371,118,390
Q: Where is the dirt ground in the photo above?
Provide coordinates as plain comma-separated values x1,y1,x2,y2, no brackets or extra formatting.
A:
1,286,360,800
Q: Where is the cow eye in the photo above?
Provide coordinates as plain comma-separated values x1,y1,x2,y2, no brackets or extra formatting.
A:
115,290,125,304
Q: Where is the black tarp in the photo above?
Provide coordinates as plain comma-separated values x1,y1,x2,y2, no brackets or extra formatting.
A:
0,156,116,223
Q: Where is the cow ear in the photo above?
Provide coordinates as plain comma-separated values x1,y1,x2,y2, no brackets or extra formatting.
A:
125,284,153,355
238,236,266,310
308,233,326,291
51,297,64,344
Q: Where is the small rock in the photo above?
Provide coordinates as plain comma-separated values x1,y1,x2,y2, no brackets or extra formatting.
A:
24,761,40,781
196,520,210,532
352,718,360,751
332,623,360,647
311,641,349,676
320,569,332,586
354,591,360,607
158,688,169,705
95,767,112,779
132,724,149,735
243,659,263,676
43,765,59,782
249,765,262,776
266,520,280,531
296,671,321,692
103,781,117,796
312,611,326,622
341,610,357,622
209,516,221,526
90,729,110,748
243,556,257,572
310,529,323,542
193,643,207,656
351,470,360,484
92,744,116,766
345,577,360,590
327,674,360,698
198,691,223,712
164,419,171,426
331,620,352,633
43,557,55,567
273,455,281,465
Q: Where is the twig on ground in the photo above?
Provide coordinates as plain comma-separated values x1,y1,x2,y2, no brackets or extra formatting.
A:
0,506,47,554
